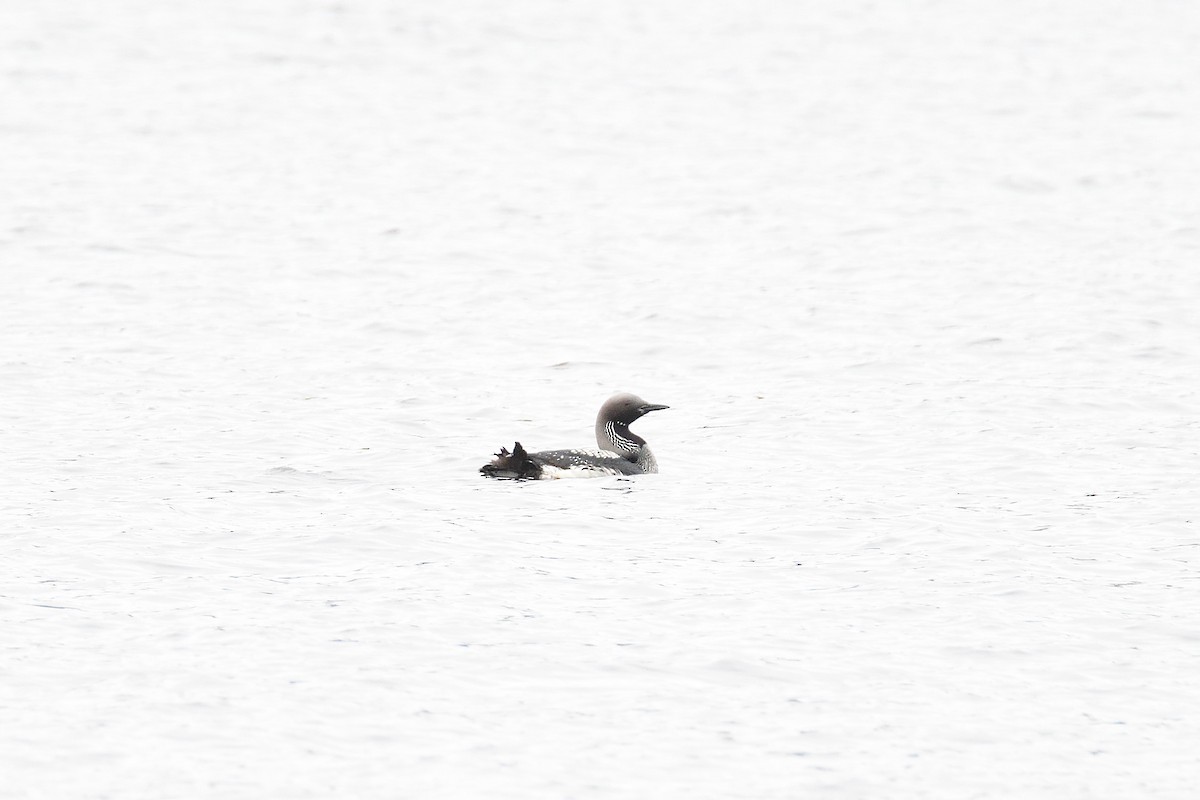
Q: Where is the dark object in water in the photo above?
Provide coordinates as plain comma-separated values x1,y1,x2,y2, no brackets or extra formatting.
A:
480,393,669,480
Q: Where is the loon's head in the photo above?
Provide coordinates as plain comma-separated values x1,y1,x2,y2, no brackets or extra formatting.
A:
598,393,669,426
595,393,669,458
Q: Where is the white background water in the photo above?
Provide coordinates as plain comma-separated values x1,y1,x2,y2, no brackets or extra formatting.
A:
3,1,1198,797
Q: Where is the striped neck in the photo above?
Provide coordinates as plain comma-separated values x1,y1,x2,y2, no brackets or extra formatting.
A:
599,420,644,458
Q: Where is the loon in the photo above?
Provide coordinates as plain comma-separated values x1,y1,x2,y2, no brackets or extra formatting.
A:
480,392,669,480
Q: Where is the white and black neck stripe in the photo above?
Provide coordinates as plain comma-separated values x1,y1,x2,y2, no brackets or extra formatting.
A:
602,420,643,457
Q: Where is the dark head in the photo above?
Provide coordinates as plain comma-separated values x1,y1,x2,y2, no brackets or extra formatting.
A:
598,393,669,425
595,392,668,455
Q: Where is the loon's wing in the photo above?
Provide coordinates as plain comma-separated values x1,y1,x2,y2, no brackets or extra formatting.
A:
529,448,643,476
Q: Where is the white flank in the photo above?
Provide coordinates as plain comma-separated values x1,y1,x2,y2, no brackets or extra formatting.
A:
540,464,622,479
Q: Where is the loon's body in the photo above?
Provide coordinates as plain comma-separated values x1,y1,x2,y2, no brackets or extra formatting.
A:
480,393,669,480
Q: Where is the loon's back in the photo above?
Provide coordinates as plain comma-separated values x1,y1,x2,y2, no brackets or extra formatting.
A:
480,443,644,480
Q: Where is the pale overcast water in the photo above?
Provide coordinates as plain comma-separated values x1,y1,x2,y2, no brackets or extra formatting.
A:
3,1,1198,797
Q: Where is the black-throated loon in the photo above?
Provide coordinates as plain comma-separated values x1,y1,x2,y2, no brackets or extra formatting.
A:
480,392,669,480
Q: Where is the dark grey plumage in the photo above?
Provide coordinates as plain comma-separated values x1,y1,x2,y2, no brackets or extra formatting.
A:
480,393,669,480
